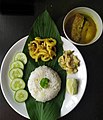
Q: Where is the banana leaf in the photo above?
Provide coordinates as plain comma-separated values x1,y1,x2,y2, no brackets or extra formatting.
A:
23,10,66,120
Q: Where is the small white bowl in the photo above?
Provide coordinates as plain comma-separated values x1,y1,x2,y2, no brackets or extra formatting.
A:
63,7,103,46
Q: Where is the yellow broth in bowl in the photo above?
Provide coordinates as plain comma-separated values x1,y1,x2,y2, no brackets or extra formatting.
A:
65,13,97,44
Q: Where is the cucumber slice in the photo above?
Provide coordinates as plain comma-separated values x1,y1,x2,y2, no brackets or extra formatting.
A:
10,61,24,70
9,68,23,80
14,52,27,64
14,89,28,103
10,78,25,91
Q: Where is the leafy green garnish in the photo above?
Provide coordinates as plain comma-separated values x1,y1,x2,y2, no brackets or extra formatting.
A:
23,10,66,120
40,78,49,88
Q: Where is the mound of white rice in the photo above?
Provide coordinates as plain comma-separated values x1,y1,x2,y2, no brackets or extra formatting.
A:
28,65,61,102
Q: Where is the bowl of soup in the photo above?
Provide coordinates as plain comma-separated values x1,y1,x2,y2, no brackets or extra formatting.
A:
63,7,103,46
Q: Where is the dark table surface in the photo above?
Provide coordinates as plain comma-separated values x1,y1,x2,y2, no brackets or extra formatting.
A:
0,0,103,120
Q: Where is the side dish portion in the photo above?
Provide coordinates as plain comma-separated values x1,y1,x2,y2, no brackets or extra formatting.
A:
28,37,56,62
58,50,80,74
58,50,80,95
8,52,28,103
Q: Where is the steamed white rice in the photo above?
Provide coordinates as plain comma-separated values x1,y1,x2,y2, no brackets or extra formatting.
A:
28,65,61,102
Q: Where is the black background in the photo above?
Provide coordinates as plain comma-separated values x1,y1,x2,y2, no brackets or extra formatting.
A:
0,0,103,120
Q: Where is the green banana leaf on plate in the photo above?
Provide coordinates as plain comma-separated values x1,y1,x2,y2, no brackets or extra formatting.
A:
23,10,66,120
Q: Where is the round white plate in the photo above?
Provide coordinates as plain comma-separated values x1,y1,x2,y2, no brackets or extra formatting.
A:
1,36,87,119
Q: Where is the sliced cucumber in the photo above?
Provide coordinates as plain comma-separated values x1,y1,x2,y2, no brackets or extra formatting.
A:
9,68,23,80
10,78,25,91
10,60,24,70
14,52,27,64
14,89,28,103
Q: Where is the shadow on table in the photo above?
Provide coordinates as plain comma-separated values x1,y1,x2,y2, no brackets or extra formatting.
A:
0,0,35,15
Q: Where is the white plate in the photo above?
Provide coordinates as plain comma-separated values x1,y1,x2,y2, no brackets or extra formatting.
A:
1,36,87,119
